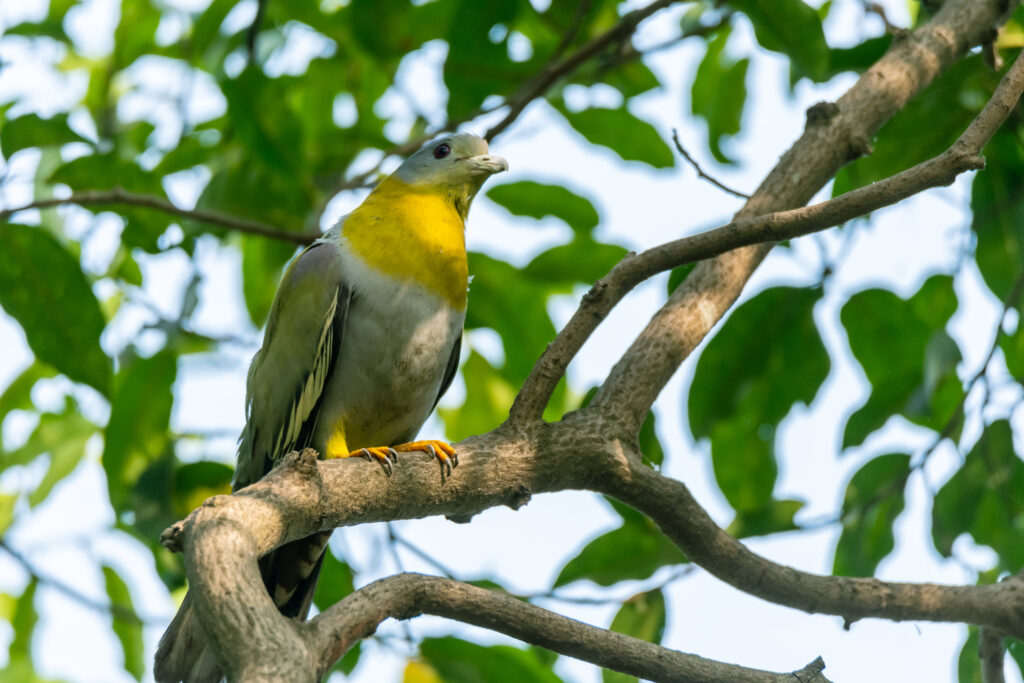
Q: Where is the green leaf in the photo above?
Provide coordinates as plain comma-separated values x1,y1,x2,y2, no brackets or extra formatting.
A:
522,239,627,288
726,498,804,539
825,35,891,79
113,0,159,69
0,113,88,157
933,420,1024,572
731,0,830,81
638,409,664,468
443,0,526,119
131,454,177,540
25,407,96,507
221,67,305,176
691,28,749,164
973,127,1024,302
173,461,233,517
957,628,983,683
689,287,828,511
465,253,557,384
486,181,599,236
48,153,170,252
102,566,144,681
314,547,360,675
419,637,564,683
8,578,38,662
438,351,515,442
0,362,57,435
1000,313,1024,381
554,513,685,588
840,276,961,449
560,107,674,169
603,590,666,683
0,494,16,535
242,237,299,327
833,454,910,577
313,547,355,610
102,351,177,511
608,589,666,643
0,226,111,396
834,55,991,195
666,263,696,294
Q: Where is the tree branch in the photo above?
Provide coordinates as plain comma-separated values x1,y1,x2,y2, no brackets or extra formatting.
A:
158,0,1024,679
671,128,751,199
0,539,155,625
0,188,317,246
510,6,1022,425
587,0,1019,429
485,0,684,141
979,627,1007,683
164,420,1024,679
310,573,833,683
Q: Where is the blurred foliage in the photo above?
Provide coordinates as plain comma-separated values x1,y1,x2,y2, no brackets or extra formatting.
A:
1,1,1023,682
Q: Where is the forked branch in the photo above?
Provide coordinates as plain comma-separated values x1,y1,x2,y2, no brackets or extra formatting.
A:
158,0,1023,680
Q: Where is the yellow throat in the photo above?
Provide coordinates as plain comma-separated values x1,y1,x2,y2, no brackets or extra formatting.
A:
342,176,469,310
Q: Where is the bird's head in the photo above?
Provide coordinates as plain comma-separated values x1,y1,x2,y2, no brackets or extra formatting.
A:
392,133,508,218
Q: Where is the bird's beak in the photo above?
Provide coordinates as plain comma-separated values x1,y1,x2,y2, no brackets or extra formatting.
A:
467,154,509,175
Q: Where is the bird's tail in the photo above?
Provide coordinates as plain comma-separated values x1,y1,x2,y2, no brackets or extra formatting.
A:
153,531,332,682
154,591,223,683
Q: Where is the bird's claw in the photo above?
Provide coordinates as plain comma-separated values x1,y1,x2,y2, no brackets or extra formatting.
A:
393,440,458,477
357,446,397,476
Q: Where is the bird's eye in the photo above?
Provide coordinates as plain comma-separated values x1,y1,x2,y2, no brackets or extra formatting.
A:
433,143,451,159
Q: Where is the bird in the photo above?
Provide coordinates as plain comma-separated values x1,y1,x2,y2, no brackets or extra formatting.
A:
154,132,508,682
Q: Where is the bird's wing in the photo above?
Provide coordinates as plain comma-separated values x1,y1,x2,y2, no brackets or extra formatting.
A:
432,333,462,410
235,239,350,490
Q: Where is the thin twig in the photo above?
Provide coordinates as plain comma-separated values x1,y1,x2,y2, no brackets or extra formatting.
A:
861,1,908,37
551,0,595,62
246,0,268,64
509,48,1024,425
485,0,684,141
0,538,156,624
315,0,694,205
671,129,750,199
387,526,456,580
0,188,316,245
915,269,1024,470
383,525,417,645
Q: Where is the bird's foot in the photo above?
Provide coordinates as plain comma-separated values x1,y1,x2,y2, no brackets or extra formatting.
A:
393,440,459,476
344,445,398,476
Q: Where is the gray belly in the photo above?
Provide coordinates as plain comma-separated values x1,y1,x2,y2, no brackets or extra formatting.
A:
312,265,463,452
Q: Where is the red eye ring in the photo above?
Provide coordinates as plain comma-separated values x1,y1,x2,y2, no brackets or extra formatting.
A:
434,143,451,159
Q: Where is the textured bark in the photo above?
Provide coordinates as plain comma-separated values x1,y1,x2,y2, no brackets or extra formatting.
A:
159,0,1024,680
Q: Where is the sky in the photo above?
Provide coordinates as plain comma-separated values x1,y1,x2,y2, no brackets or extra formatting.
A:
0,0,1020,681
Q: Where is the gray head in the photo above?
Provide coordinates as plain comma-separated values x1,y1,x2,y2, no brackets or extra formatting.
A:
391,133,508,214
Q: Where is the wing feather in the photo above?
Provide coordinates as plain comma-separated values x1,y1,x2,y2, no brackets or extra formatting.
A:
235,240,350,490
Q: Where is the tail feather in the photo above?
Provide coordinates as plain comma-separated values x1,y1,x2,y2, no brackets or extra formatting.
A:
154,592,223,683
155,532,332,681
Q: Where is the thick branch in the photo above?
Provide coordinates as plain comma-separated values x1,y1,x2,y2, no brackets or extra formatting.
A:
159,0,1024,679
510,11,1022,426
309,573,832,683
164,421,1024,679
590,0,1017,428
0,188,316,246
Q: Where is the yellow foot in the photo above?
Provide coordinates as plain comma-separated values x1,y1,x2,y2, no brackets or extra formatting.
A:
393,440,459,476
344,445,398,476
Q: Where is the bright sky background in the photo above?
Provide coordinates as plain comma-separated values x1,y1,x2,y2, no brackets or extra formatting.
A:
1,0,1021,681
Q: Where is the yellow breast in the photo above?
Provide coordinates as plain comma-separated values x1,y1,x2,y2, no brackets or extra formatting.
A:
341,177,469,310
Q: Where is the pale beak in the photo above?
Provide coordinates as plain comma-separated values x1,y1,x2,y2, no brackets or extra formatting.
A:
467,154,509,175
